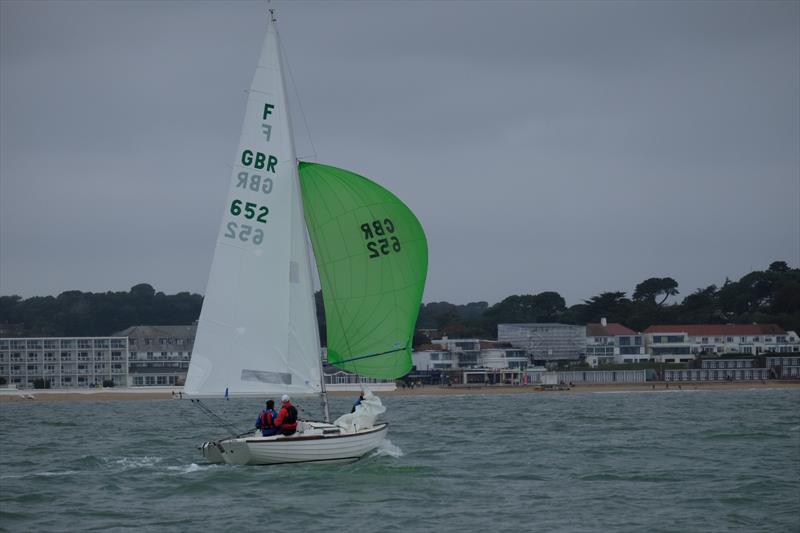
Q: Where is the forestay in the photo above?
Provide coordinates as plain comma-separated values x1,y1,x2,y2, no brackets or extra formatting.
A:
185,20,321,397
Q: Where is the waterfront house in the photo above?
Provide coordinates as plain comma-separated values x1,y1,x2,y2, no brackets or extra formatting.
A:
585,318,648,367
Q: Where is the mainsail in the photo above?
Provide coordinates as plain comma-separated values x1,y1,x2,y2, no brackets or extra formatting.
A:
185,19,321,397
298,163,428,379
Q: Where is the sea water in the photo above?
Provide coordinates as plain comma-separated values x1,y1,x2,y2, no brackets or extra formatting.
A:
1,389,798,533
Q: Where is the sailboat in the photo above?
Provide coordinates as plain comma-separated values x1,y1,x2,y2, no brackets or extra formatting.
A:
185,10,427,466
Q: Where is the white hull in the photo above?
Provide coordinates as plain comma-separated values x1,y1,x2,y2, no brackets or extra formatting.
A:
200,422,388,466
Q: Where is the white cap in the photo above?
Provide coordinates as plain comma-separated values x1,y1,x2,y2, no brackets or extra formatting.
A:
281,394,290,402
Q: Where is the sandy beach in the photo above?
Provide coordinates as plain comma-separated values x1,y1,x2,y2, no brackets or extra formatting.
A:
1,380,798,402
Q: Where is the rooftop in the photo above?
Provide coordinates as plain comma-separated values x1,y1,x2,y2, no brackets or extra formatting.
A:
586,323,637,336
643,324,786,336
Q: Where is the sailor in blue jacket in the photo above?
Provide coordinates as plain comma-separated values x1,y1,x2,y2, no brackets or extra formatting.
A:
351,391,365,413
255,399,278,436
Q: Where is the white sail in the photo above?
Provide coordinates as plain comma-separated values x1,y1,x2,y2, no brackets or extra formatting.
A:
185,18,321,397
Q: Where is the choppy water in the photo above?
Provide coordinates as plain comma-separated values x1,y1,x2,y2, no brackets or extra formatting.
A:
1,388,799,532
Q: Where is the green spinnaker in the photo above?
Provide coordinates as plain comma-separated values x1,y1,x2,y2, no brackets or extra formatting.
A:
298,162,428,379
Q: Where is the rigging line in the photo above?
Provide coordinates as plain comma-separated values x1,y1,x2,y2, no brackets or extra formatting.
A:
276,27,318,162
191,399,246,437
335,346,408,365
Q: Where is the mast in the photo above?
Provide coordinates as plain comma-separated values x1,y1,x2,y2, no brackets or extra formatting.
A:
271,9,331,423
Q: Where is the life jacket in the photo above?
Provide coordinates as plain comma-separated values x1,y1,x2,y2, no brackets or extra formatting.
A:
276,403,298,431
284,405,297,424
260,410,275,428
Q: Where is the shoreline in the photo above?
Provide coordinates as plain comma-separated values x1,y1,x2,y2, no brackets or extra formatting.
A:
1,380,798,402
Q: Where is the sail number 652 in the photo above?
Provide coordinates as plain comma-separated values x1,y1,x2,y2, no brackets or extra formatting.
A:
230,199,268,223
361,218,402,259
225,222,263,245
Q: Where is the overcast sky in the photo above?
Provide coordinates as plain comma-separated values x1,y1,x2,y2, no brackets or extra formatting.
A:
1,0,798,306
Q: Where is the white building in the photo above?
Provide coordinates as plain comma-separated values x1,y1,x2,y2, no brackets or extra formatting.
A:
765,355,800,378
643,324,800,363
498,323,586,362
411,347,456,371
411,337,530,376
0,337,129,389
113,325,195,387
479,348,528,370
585,319,648,367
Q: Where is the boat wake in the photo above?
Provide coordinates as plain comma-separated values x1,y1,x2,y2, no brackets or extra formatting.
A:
166,463,218,474
107,456,162,471
0,469,82,480
371,439,403,458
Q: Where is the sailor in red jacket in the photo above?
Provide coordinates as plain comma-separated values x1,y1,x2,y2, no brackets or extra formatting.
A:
274,394,298,436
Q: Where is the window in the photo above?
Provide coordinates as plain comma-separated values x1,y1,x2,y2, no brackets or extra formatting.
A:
701,337,708,343
726,337,733,342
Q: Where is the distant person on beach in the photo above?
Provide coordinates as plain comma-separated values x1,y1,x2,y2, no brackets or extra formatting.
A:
274,394,298,436
255,399,278,436
351,391,365,413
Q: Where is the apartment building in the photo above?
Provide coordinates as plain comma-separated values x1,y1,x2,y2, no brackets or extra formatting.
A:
113,325,196,386
0,337,129,388
498,323,586,362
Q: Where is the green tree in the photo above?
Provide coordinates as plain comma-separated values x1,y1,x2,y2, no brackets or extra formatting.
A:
633,277,679,306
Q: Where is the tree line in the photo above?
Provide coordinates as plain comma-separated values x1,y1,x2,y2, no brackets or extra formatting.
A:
414,261,800,344
1,262,798,344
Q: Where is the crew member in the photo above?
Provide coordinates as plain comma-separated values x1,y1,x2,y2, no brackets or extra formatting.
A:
351,391,365,413
255,399,278,436
274,394,298,436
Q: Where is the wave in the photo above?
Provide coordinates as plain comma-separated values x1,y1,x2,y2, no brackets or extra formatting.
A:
371,439,403,458
106,456,163,471
0,469,82,480
165,463,219,474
